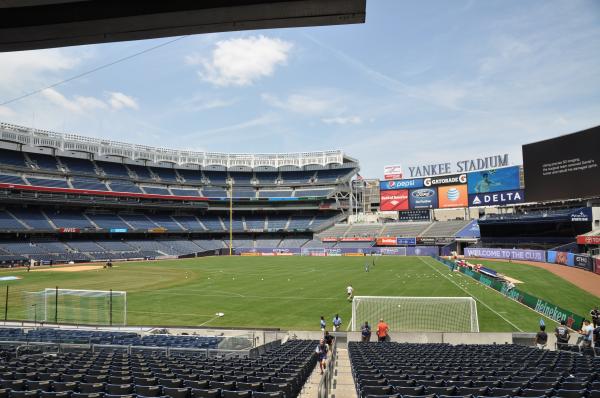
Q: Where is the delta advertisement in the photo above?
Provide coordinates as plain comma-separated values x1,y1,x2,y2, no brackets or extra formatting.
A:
380,189,409,211
380,166,523,210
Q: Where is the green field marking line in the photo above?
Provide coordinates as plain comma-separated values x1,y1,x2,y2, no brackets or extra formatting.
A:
418,257,524,332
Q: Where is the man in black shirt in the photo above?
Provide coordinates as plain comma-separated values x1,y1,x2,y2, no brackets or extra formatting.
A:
535,325,548,349
554,320,570,350
590,307,599,328
324,331,334,352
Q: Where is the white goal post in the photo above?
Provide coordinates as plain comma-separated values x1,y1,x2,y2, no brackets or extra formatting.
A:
351,296,479,333
25,288,127,326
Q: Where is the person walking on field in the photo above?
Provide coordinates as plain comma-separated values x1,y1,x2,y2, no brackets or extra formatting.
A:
376,318,389,342
332,314,342,332
320,316,326,332
346,285,353,302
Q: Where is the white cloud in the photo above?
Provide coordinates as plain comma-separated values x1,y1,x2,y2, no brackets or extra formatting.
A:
261,92,338,115
0,106,15,117
0,48,85,92
187,35,293,86
41,88,107,113
107,92,139,110
321,116,362,125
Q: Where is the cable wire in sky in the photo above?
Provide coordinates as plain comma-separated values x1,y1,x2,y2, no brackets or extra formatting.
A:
0,35,188,107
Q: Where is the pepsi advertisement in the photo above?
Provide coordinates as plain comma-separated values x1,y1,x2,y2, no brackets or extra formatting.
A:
467,166,520,194
408,187,438,209
380,178,424,191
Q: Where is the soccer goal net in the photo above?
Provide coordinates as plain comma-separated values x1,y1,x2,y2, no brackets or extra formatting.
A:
351,296,479,333
24,288,127,326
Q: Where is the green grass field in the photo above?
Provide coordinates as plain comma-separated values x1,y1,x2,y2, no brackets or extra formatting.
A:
0,256,597,332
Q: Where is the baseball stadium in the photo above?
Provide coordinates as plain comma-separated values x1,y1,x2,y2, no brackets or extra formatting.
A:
0,2,599,398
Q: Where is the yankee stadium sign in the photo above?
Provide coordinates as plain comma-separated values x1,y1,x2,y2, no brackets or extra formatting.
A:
406,154,509,178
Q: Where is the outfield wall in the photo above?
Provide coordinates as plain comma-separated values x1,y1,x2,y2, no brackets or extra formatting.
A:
236,246,440,256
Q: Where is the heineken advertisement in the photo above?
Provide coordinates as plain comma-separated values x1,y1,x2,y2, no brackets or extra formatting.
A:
458,266,584,330
432,256,584,330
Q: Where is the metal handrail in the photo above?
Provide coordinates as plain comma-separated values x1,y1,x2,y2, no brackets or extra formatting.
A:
317,340,337,398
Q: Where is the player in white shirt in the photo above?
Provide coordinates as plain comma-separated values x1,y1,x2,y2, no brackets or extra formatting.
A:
347,285,354,302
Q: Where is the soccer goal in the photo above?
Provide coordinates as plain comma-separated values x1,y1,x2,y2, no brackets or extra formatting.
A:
351,296,479,332
25,288,127,326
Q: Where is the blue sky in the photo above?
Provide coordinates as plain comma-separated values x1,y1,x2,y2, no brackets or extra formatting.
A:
0,0,599,177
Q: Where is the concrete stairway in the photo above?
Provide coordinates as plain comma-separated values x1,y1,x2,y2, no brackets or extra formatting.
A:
298,364,322,398
330,346,357,398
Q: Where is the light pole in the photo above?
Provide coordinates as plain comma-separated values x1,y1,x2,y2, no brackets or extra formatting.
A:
228,179,233,256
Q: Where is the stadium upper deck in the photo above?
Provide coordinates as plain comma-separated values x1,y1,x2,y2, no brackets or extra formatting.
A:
0,122,358,201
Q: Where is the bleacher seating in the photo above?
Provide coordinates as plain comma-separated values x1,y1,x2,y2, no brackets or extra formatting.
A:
0,148,26,167
58,157,97,174
199,216,225,231
108,180,143,193
382,222,431,237
151,167,179,182
0,174,25,184
278,237,309,248
86,213,130,230
314,167,352,182
288,216,312,230
345,224,382,237
229,171,253,185
254,171,279,185
170,188,200,196
254,238,283,247
193,239,225,250
127,164,153,180
202,188,228,198
95,161,130,177
176,169,203,184
422,220,471,237
203,170,227,185
267,215,288,231
349,342,600,398
0,210,26,230
232,188,256,198
294,188,333,197
70,177,107,191
258,190,293,198
172,216,205,231
119,214,158,230
10,208,53,230
26,177,69,188
146,214,184,231
26,152,59,171
280,170,313,184
0,337,317,398
45,210,94,229
245,216,266,230
143,186,171,195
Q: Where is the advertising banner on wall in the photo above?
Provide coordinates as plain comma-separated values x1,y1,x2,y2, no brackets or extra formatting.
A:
595,258,600,275
380,178,424,191
397,237,417,245
376,237,397,246
468,189,525,207
464,247,546,262
408,187,438,209
577,235,600,245
467,166,521,194
455,220,480,238
383,165,403,180
573,254,594,271
424,173,467,187
380,189,409,211
437,184,468,208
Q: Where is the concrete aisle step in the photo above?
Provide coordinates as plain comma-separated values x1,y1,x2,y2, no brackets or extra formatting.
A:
298,362,323,398
330,347,357,398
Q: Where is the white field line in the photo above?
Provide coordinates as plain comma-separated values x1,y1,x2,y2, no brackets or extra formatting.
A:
419,257,523,332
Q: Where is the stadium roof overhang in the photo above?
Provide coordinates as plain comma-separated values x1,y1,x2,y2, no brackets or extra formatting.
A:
0,0,366,52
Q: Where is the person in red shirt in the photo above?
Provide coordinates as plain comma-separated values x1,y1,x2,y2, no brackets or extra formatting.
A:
377,318,389,342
